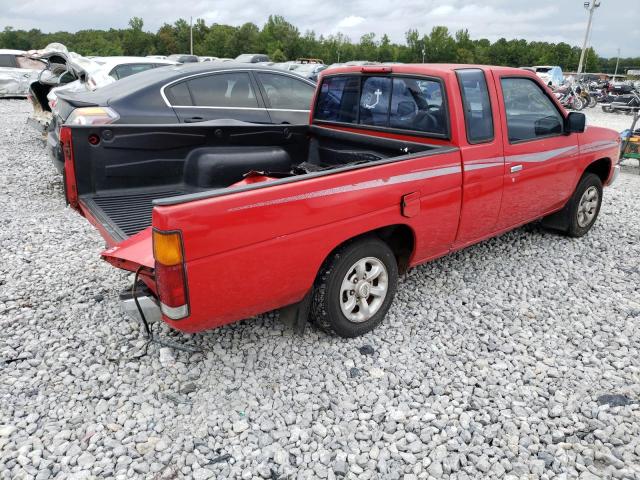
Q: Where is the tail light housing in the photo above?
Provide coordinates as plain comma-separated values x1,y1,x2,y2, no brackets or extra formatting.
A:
66,106,119,125
153,230,189,320
59,126,79,211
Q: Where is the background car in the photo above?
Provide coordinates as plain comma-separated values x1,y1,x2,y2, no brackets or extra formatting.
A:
235,53,271,63
28,50,176,128
532,65,564,87
89,56,176,81
48,63,316,171
0,49,45,97
198,56,218,62
168,54,199,63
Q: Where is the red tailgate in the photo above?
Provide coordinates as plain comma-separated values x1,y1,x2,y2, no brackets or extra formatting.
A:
101,227,154,273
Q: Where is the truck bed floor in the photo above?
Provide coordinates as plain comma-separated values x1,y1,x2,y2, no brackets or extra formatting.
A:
83,189,185,239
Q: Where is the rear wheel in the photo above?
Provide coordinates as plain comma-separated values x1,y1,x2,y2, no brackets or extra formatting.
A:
311,237,398,337
588,95,597,108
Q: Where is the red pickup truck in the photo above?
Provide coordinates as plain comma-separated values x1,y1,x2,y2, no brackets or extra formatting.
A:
59,64,621,338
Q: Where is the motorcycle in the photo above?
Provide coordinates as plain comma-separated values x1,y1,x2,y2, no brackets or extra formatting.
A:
553,84,585,111
602,90,640,114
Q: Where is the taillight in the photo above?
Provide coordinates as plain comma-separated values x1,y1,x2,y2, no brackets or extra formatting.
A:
66,106,119,125
59,126,80,211
153,230,189,320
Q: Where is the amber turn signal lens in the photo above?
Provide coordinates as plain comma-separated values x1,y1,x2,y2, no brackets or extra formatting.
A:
153,230,183,266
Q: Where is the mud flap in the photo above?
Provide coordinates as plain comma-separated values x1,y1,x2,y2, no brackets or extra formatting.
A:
278,291,312,335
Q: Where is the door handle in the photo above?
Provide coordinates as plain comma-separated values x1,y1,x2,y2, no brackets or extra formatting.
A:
184,116,204,123
510,164,523,173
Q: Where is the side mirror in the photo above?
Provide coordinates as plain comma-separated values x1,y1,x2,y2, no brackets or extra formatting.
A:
565,111,586,134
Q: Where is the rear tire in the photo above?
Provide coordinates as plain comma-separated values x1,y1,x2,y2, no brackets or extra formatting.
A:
311,237,398,338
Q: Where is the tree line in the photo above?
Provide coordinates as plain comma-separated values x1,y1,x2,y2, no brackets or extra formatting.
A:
1,15,638,74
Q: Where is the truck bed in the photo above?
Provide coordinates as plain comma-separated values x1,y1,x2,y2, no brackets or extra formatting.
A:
81,188,187,239
70,124,444,241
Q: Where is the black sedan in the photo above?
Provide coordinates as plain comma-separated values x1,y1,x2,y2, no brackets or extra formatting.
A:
49,63,316,172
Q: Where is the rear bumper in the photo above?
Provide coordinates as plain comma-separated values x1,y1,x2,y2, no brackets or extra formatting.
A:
120,292,162,325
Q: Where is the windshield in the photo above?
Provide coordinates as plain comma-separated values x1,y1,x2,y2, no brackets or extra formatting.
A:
535,67,552,73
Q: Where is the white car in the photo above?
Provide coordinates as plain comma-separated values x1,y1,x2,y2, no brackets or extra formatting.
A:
532,65,564,87
0,49,45,97
198,56,219,62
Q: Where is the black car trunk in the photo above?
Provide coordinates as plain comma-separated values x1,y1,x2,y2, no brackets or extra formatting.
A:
67,123,444,241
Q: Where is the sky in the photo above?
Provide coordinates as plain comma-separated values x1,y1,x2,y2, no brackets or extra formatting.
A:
0,0,638,58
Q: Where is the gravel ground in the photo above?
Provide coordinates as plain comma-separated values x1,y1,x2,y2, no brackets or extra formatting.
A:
1,98,639,480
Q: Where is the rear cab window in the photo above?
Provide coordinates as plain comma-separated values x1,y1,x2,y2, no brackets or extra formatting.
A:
314,73,449,138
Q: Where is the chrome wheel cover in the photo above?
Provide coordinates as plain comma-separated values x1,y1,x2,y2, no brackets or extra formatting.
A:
340,257,388,323
577,186,599,228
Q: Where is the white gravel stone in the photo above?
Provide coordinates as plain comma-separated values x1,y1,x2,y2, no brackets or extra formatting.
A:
0,100,639,479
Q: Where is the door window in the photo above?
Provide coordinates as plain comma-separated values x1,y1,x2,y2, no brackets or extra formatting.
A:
457,69,494,143
0,54,17,68
501,77,563,142
16,57,44,70
186,72,258,108
111,63,156,80
256,73,314,110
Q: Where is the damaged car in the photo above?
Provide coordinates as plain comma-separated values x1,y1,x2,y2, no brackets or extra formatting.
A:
27,44,175,132
0,49,45,98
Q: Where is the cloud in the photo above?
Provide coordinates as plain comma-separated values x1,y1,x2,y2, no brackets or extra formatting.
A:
0,0,634,57
336,15,365,29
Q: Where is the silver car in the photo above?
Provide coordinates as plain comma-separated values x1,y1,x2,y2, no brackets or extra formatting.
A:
0,49,44,97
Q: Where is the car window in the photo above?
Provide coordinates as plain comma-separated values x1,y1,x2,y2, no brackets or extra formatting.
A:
256,73,314,110
0,54,17,68
358,77,391,127
187,72,259,108
314,76,360,123
16,57,43,70
165,81,192,106
112,63,156,80
457,69,494,143
389,78,446,134
315,74,447,135
501,77,563,142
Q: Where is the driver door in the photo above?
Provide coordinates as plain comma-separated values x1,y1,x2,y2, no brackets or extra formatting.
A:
495,76,579,230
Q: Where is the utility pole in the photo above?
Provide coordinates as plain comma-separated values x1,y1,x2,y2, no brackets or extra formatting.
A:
422,48,425,63
577,0,601,78
190,17,193,55
613,48,620,79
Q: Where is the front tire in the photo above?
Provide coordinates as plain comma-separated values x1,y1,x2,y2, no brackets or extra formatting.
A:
311,237,398,338
567,174,603,237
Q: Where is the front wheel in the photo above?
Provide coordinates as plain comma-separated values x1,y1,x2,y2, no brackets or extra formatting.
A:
565,174,603,237
311,237,398,337
571,96,584,111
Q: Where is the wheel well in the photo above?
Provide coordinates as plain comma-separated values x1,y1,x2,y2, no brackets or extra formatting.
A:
585,158,611,184
326,225,415,275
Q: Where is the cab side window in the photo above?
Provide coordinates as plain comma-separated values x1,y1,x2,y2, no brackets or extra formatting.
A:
501,77,563,143
457,69,494,143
